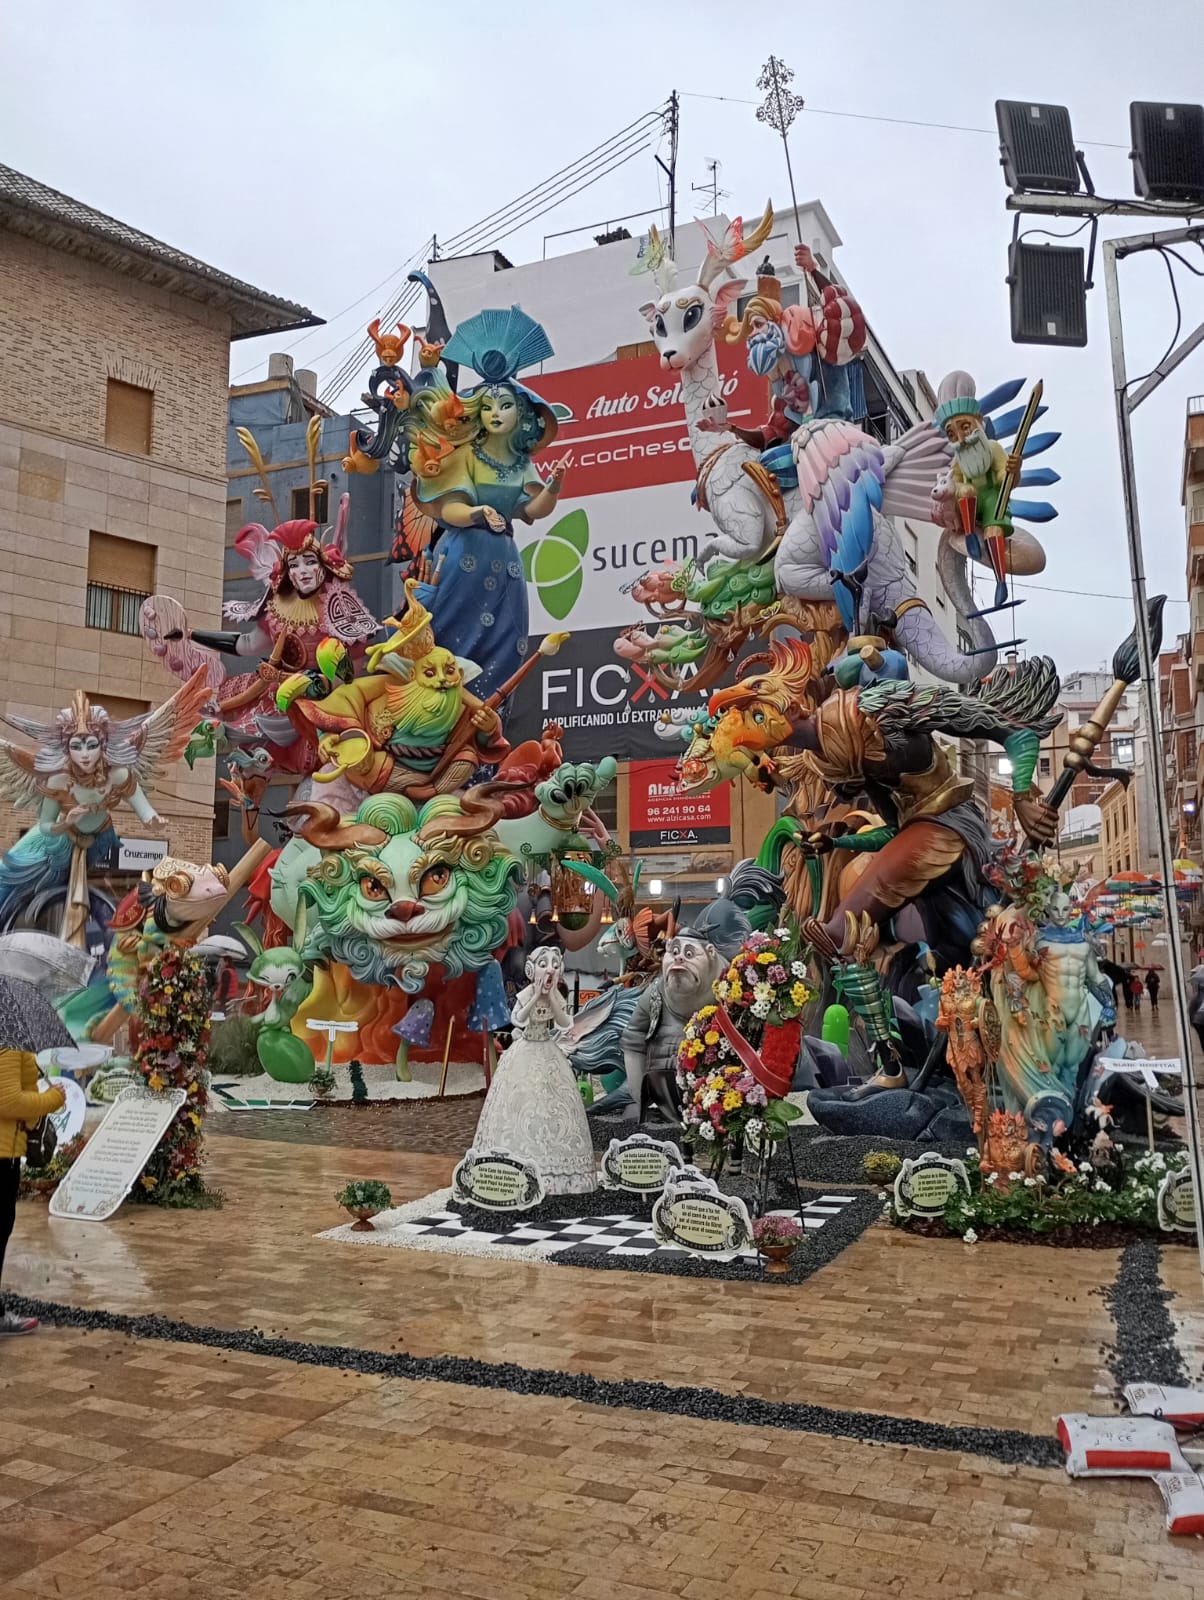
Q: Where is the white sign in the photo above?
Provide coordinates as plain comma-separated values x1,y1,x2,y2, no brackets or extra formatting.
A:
49,1085,186,1222
452,1148,545,1211
1108,1058,1183,1092
118,838,168,872
651,1169,753,1260
1158,1168,1197,1233
307,1020,360,1036
893,1153,971,1219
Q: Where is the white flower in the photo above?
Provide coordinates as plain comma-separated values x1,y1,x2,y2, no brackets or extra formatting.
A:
1079,1161,1093,1173
1023,1177,1037,1188
1094,1180,1111,1192
751,1000,771,1020
1115,1143,1124,1152
791,961,806,978
698,1122,715,1141
753,982,773,1003
702,1090,718,1109
1008,1172,1023,1182
986,1172,999,1186
962,1228,979,1245
1092,1215,1100,1225
967,1146,979,1158
744,1117,764,1142
776,927,790,939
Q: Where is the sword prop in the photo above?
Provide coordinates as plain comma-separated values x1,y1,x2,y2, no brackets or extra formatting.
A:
426,631,571,784
990,379,1044,528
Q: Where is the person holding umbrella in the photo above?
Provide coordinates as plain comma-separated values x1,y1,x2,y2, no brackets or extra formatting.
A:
1146,967,1161,1014
0,976,69,1336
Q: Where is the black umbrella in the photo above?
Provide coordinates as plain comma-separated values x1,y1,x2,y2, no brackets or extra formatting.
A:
0,975,75,1054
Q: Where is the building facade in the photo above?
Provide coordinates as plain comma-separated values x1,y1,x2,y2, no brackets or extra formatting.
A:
0,163,316,907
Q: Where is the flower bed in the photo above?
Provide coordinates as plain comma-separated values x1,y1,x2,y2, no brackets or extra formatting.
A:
890,1146,1195,1246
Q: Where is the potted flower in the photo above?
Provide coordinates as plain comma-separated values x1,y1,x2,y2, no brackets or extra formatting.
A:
311,1067,335,1099
862,1151,903,1187
753,1212,805,1275
335,1178,393,1231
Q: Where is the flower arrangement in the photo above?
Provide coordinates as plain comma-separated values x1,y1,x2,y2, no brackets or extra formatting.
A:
862,1151,903,1186
676,924,814,1168
752,1213,805,1247
890,1144,1190,1240
129,947,222,1209
336,1179,392,1230
19,1133,88,1197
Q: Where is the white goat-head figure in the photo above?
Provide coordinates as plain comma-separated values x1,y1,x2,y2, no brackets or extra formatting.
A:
636,203,774,373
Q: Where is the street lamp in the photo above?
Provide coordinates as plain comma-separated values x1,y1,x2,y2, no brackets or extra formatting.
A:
1001,100,1204,1284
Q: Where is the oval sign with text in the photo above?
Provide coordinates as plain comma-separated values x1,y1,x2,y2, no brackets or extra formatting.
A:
600,1133,684,1194
1158,1169,1197,1233
452,1148,545,1212
652,1181,753,1260
893,1154,971,1220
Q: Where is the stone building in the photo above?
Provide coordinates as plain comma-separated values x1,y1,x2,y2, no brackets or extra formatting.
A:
0,163,316,898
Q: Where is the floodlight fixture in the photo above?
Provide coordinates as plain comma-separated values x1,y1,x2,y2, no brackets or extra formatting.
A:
1130,102,1204,204
1008,240,1088,347
996,100,1081,194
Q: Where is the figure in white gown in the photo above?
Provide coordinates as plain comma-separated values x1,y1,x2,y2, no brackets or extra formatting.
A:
474,947,597,1195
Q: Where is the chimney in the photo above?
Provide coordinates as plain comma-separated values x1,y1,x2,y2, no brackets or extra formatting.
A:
295,369,318,400
267,352,294,380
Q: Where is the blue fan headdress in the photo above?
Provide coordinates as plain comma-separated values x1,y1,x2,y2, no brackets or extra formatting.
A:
443,305,554,384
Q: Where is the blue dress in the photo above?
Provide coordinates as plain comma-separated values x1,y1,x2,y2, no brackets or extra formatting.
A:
413,464,538,706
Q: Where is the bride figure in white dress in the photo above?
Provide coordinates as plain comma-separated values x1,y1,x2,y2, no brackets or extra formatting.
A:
473,946,597,1195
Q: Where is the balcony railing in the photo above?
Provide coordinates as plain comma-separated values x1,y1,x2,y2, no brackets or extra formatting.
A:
1190,396,1204,417
85,582,148,636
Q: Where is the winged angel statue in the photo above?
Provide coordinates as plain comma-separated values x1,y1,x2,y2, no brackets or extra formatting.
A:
0,669,209,947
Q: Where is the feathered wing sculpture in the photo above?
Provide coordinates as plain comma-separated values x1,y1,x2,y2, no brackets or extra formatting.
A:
233,522,279,585
858,655,1062,758
102,668,213,788
0,737,40,811
787,417,953,631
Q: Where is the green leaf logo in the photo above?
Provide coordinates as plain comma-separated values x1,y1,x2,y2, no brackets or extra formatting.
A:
521,509,589,621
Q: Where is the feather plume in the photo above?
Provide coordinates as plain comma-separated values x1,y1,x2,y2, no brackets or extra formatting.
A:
235,427,281,523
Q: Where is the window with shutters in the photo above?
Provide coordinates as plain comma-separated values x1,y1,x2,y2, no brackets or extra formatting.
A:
104,379,154,455
86,532,156,634
290,484,329,523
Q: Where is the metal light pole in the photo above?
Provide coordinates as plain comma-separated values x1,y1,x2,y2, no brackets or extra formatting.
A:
1103,225,1204,1283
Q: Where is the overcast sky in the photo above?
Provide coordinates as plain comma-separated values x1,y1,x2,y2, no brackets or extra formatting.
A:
6,0,1204,669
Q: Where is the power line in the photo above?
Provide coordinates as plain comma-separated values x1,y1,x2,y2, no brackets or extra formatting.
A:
1015,581,1190,603
318,109,666,405
679,90,1128,149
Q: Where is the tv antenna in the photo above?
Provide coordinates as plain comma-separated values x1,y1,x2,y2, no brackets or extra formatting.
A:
691,157,729,217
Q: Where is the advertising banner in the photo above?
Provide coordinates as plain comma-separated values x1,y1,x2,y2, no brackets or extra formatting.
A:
628,758,730,848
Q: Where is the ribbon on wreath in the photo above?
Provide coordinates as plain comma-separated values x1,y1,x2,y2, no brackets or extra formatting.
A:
713,1005,796,1101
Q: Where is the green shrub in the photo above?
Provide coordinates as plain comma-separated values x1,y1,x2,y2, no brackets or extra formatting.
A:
336,1179,392,1212
863,1151,903,1184
207,1014,262,1076
349,1060,368,1103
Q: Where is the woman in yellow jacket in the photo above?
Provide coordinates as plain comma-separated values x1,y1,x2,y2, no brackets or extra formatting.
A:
0,1048,64,1336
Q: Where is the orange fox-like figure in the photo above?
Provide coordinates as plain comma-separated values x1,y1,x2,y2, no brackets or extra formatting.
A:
368,319,412,367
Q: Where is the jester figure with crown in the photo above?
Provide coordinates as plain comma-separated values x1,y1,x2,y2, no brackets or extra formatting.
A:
140,424,379,777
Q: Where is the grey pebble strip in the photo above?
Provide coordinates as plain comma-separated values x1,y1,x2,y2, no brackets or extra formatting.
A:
5,1292,1062,1468
1102,1238,1191,1395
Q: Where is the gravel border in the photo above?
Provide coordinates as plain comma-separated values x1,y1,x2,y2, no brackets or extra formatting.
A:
1101,1238,1190,1396
7,1293,1062,1468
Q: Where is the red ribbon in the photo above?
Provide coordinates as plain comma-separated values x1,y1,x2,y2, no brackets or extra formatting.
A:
713,1005,793,1101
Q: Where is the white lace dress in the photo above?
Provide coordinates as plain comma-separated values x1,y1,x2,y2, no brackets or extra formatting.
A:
473,985,597,1196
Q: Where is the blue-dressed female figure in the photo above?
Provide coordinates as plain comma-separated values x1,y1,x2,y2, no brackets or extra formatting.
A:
407,307,570,706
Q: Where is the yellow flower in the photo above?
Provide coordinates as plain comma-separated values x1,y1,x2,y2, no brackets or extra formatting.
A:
723,1090,742,1111
188,1112,201,1129
708,1076,725,1092
704,1030,719,1046
140,1175,157,1190
756,952,774,965
791,981,809,1005
148,1073,165,1093
699,1004,717,1020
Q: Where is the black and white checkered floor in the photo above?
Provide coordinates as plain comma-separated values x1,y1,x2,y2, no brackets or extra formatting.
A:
323,1192,859,1264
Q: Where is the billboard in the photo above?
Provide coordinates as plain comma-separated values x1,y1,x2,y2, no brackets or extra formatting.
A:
628,759,731,849
506,346,767,760
521,346,767,632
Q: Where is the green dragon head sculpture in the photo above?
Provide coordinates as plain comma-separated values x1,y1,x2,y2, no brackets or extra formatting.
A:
281,788,522,993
